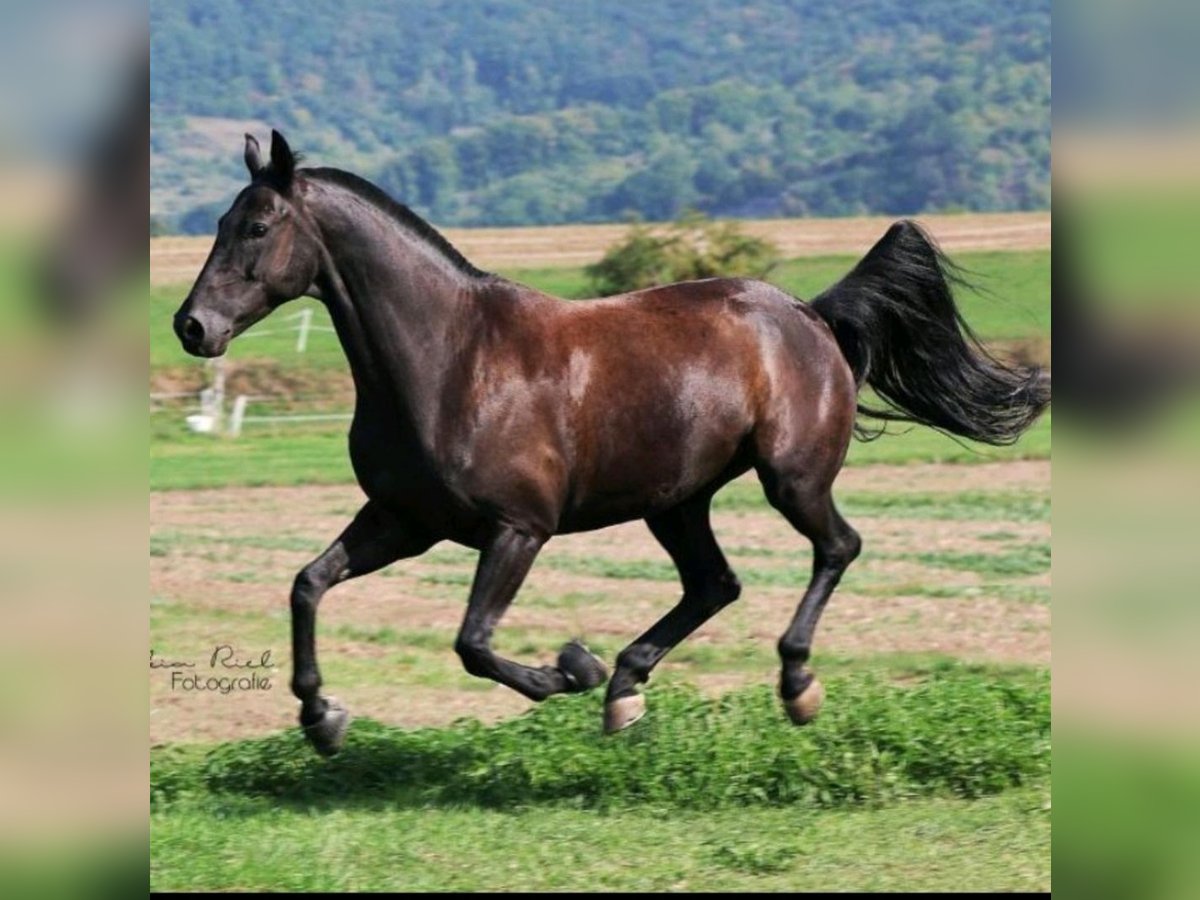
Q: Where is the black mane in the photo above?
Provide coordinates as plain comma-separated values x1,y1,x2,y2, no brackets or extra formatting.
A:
304,167,490,279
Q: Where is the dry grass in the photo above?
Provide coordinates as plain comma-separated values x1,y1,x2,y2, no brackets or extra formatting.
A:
150,211,1050,286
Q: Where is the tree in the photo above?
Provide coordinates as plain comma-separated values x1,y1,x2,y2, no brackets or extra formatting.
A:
151,0,1050,228
605,147,697,221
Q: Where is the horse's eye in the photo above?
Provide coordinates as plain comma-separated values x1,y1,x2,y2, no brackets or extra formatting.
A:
247,222,269,238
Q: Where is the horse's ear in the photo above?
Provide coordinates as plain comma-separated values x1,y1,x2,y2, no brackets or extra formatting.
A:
244,133,264,178
269,129,295,185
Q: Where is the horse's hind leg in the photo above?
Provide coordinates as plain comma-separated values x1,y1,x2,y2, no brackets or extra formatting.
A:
291,501,435,756
758,465,861,725
604,494,741,732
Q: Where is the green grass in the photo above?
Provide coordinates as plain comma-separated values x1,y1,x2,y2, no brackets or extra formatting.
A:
769,249,1050,341
151,784,1050,891
150,528,327,557
150,664,1049,891
712,482,1051,521
535,555,681,582
844,411,1051,465
901,542,1051,578
150,290,345,369
151,425,352,490
853,579,1050,605
519,547,1048,596
153,668,1048,810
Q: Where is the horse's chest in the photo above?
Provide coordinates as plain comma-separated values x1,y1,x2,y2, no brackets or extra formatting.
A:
347,419,433,507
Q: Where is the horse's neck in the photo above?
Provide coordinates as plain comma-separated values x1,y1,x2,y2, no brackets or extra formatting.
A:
309,192,481,432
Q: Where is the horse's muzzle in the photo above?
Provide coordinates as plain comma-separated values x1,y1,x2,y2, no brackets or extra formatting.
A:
174,310,232,357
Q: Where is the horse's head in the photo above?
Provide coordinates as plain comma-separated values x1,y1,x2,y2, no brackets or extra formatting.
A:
174,130,322,357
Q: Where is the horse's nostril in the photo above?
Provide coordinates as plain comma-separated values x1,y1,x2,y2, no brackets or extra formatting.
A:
182,315,204,343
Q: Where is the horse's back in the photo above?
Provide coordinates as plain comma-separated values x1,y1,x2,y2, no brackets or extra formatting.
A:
553,276,848,400
568,275,858,482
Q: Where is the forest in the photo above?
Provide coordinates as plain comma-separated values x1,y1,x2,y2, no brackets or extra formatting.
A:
150,0,1050,233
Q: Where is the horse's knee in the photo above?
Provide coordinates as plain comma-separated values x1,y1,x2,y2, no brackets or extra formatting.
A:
685,567,741,615
293,555,344,605
454,635,492,678
820,525,862,571
840,526,863,565
292,566,325,603
708,568,742,611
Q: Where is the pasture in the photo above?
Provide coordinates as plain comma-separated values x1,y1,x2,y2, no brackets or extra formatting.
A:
150,218,1050,891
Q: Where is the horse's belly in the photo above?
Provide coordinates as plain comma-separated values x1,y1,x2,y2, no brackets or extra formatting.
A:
558,425,751,532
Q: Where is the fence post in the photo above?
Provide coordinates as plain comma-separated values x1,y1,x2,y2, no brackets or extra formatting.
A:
228,395,249,438
296,308,312,353
202,357,226,428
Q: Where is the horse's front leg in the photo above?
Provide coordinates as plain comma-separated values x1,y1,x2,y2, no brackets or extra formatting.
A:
291,501,435,756
454,524,608,701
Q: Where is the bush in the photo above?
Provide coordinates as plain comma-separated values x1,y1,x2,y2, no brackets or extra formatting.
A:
585,211,780,295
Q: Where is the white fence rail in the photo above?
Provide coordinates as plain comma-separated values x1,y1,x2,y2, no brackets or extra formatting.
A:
236,308,337,352
152,388,351,437
227,394,352,437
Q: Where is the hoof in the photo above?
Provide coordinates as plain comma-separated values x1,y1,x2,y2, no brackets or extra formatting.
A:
782,675,825,726
603,693,646,734
302,697,350,757
558,640,609,692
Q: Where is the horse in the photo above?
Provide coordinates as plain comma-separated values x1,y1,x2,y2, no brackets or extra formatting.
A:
174,130,1050,756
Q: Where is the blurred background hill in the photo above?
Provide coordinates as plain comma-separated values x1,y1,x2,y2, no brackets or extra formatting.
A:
150,0,1049,233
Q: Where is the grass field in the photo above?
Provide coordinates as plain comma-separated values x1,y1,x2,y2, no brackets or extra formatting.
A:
150,462,1051,890
152,668,1049,891
153,785,1051,891
150,227,1050,892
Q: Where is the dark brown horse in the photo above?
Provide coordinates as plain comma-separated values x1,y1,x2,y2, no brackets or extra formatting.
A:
174,131,1049,756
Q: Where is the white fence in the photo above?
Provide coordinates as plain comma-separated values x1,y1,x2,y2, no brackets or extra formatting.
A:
151,354,351,438
235,308,337,353
153,309,350,436
226,394,352,437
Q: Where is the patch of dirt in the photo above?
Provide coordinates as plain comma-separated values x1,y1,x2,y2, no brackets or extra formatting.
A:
150,461,1050,745
834,459,1049,493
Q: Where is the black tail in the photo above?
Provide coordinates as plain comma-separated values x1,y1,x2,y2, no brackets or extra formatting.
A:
810,220,1050,445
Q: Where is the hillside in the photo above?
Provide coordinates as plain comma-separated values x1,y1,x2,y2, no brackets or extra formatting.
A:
150,0,1050,232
